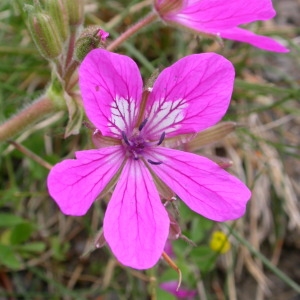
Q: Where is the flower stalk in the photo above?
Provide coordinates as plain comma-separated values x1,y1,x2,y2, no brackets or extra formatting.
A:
0,96,59,142
106,12,158,51
8,140,53,170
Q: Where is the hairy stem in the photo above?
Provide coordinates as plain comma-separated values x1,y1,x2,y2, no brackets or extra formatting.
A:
0,96,60,142
107,12,158,51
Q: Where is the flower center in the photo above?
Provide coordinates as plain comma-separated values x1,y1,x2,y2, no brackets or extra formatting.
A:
121,119,165,164
122,131,147,160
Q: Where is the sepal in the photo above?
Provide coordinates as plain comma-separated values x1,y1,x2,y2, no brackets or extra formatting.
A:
27,9,63,60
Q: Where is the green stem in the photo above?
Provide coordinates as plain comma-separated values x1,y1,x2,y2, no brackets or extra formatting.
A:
146,268,157,300
0,96,59,142
106,12,158,52
224,224,300,294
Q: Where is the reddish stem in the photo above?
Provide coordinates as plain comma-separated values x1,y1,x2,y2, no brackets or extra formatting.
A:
65,29,77,71
107,12,158,51
0,96,58,142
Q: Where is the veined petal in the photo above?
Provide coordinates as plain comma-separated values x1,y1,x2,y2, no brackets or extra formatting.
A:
147,148,251,222
157,0,288,53
165,0,276,30
79,49,143,137
218,27,289,53
143,53,234,139
103,159,169,269
47,146,124,216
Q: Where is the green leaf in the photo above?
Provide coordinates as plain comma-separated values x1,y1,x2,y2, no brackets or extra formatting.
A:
50,237,70,261
191,246,217,273
19,242,46,253
190,217,213,243
156,288,176,300
27,160,48,180
159,269,179,283
0,244,21,269
10,222,35,244
0,188,19,206
0,213,25,227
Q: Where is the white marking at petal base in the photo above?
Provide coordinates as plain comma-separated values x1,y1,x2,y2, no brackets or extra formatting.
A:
109,96,137,135
146,98,187,135
104,147,124,165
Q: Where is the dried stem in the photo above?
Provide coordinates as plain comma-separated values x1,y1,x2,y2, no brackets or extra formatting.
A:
224,224,300,294
8,140,53,170
162,251,182,291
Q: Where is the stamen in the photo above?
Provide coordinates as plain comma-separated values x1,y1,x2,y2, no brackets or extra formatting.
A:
157,132,166,146
148,159,163,165
138,118,148,131
121,131,130,146
131,150,139,160
93,129,99,135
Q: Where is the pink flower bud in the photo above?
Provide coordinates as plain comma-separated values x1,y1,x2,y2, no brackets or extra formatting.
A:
74,26,109,62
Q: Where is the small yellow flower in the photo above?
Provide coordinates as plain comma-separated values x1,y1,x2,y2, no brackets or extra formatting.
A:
209,231,231,254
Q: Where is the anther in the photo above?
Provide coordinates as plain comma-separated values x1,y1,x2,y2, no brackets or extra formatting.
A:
133,151,139,160
138,118,148,131
157,132,166,146
93,129,99,135
147,159,163,165
121,131,130,146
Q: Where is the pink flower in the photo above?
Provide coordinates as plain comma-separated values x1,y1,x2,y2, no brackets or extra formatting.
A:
154,0,289,53
160,281,196,299
97,29,109,42
47,49,251,269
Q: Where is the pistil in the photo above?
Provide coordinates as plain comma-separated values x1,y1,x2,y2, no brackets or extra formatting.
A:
121,127,165,164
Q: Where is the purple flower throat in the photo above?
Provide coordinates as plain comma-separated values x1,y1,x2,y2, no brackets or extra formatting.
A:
121,118,165,165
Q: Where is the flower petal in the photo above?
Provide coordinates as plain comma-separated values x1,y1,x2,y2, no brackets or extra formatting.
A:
143,53,234,139
47,146,124,215
79,49,143,137
218,27,289,53
147,148,251,222
157,0,288,52
160,281,197,299
165,0,276,30
103,159,169,269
